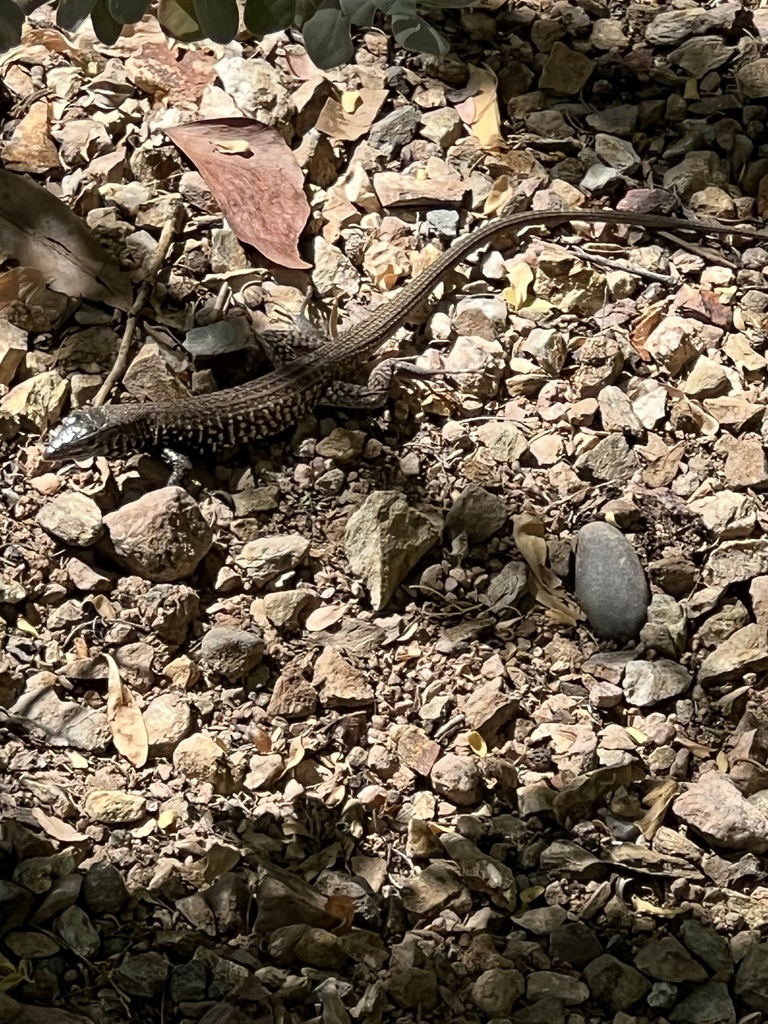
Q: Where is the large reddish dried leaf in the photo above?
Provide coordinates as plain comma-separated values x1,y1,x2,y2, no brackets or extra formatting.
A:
165,118,311,270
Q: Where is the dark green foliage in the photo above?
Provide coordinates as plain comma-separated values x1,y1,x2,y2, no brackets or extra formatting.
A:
9,0,477,68
0,0,24,50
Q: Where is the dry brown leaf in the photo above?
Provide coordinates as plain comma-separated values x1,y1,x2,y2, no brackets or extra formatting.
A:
513,513,584,625
484,174,513,216
165,118,311,270
105,654,148,769
0,169,132,310
325,893,355,934
316,88,388,142
281,736,306,775
664,386,719,437
30,807,84,844
0,267,47,311
125,43,217,108
503,261,534,310
637,778,677,839
632,895,687,918
630,304,664,361
453,64,503,147
306,603,347,632
200,843,240,883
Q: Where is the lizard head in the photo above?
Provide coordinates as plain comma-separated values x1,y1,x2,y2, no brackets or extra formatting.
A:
45,408,121,461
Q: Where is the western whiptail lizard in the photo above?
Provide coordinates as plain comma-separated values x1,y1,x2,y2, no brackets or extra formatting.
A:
44,206,767,483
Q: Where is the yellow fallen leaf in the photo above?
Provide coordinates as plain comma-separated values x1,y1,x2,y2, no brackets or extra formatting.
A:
503,261,534,310
633,895,686,918
716,750,729,773
520,885,545,904
158,809,179,831
215,139,252,154
341,90,361,113
625,726,647,744
467,731,488,757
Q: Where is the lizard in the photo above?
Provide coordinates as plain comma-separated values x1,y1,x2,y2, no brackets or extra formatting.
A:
43,205,768,484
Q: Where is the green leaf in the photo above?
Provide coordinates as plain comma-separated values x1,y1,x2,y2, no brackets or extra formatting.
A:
193,0,239,43
339,0,377,25
391,10,448,54
301,6,354,68
91,0,123,42
0,0,23,51
56,0,98,32
158,0,204,41
244,0,297,35
108,0,152,23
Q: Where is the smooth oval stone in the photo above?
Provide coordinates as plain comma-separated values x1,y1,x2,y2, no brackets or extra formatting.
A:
575,522,650,642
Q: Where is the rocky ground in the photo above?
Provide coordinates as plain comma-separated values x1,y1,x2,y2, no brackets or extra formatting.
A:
2,1,768,1023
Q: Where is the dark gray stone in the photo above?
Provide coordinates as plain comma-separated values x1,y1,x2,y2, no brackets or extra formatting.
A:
549,921,603,967
113,952,169,998
583,954,650,1011
369,105,420,154
735,941,768,1011
679,919,733,978
82,861,128,916
575,522,650,641
169,961,209,1004
670,980,735,1024
200,627,264,680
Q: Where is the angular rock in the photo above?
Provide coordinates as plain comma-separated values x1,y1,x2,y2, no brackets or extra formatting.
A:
698,623,768,684
104,487,212,582
670,980,735,1024
583,954,650,1011
634,935,708,983
735,941,768,1011
673,771,768,853
622,659,691,707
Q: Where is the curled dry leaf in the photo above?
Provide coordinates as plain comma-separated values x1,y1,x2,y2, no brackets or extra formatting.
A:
467,730,488,757
503,261,534,310
325,892,356,934
453,64,503,148
165,118,311,270
200,843,240,884
104,653,149,769
0,169,132,310
30,807,84,844
305,603,347,632
513,513,584,625
637,778,678,839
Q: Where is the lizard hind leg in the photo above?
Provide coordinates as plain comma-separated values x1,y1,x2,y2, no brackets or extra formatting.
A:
320,358,475,410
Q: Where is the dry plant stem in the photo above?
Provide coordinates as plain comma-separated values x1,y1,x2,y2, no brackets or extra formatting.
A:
94,205,183,408
567,245,675,284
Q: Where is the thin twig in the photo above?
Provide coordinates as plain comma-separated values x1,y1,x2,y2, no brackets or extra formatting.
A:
568,244,676,284
94,205,183,407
